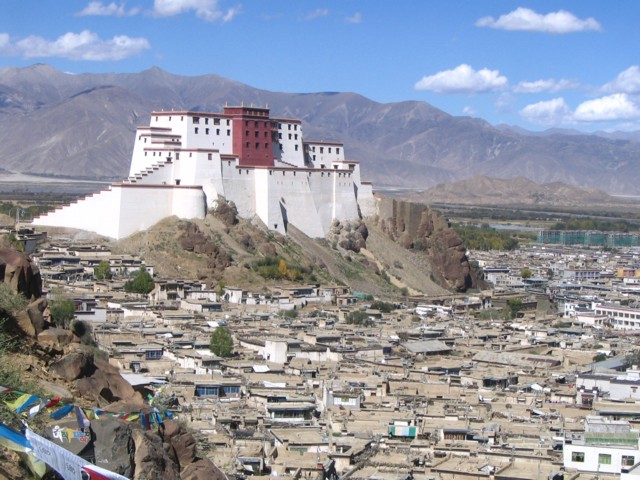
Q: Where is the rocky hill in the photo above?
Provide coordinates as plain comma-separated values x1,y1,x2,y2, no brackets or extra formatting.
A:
108,196,475,297
2,64,640,193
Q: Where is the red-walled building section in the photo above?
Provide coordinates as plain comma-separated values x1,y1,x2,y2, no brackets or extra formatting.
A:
225,106,275,167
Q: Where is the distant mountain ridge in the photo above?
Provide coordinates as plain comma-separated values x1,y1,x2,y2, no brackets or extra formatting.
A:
408,175,637,208
1,64,640,193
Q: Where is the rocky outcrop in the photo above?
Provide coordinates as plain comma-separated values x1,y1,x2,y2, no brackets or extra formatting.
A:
0,248,42,300
92,419,136,478
327,219,368,253
374,196,475,292
178,222,232,275
0,248,46,336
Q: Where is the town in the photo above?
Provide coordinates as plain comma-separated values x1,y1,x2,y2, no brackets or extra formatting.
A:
9,222,640,480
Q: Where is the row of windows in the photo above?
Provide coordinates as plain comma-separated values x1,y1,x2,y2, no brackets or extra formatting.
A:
246,130,270,138
245,120,270,128
571,451,634,466
279,123,299,131
194,385,241,397
310,146,339,154
156,115,230,126
277,133,299,140
145,350,162,360
596,309,640,320
194,127,230,136
245,142,270,149
192,117,226,126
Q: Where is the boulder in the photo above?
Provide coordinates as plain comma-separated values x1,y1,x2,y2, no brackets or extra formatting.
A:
92,418,135,478
51,351,96,381
27,297,47,334
0,248,42,300
74,356,143,406
170,432,197,470
181,459,227,480
37,327,74,350
132,429,180,480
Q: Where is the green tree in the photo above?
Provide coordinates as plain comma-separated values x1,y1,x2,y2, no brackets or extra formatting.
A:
216,279,226,298
520,267,532,279
124,268,155,294
210,326,233,357
94,260,112,280
49,296,76,329
506,299,523,319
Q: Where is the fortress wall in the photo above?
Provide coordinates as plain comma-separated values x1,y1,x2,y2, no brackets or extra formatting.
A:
115,184,205,239
220,165,257,220
170,187,207,220
267,170,324,237
332,172,360,221
357,182,376,217
308,170,341,235
254,169,272,228
34,187,124,238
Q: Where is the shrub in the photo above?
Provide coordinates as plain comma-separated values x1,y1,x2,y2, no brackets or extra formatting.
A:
49,296,76,329
346,310,372,326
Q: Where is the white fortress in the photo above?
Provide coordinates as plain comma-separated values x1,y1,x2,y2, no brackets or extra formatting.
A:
33,105,375,239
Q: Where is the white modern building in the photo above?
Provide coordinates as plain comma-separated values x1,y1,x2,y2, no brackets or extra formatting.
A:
594,304,640,330
33,105,375,240
563,416,640,474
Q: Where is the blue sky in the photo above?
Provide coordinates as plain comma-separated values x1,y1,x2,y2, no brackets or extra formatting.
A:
1,0,639,132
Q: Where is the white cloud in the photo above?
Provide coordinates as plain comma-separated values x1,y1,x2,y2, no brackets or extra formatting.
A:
462,106,477,116
304,8,329,21
77,1,140,16
603,66,640,94
414,64,508,94
0,31,150,61
346,12,362,24
153,0,239,22
0,33,10,50
476,7,601,34
574,93,640,122
514,78,577,93
520,98,571,125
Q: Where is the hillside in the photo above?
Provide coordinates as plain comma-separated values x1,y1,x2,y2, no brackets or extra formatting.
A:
108,202,458,298
2,64,640,193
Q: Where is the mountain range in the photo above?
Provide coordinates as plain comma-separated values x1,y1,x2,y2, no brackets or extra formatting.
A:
407,175,638,209
1,63,640,194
